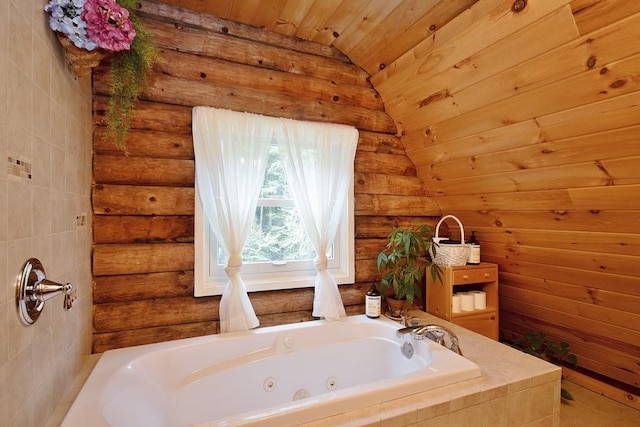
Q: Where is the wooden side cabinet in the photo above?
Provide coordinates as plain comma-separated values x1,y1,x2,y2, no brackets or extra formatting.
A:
426,262,499,340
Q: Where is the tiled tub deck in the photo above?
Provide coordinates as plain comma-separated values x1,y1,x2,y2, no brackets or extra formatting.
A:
49,310,560,427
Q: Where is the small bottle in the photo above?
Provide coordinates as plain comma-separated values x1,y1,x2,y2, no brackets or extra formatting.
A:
365,281,381,318
467,231,481,265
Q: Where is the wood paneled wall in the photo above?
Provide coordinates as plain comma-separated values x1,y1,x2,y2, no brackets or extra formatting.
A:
372,1,640,395
91,3,441,353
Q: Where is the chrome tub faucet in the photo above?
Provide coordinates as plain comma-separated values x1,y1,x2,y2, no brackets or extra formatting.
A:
397,324,463,355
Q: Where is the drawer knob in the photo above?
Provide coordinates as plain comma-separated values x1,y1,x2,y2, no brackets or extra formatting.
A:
462,274,469,280
484,273,490,278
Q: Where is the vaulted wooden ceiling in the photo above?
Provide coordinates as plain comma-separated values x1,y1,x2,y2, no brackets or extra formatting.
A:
155,0,479,76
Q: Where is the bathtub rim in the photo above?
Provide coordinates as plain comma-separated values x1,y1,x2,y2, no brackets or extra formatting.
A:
62,314,482,426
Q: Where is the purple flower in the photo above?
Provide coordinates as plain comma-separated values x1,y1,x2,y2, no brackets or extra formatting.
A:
44,0,97,50
82,0,136,52
44,0,135,52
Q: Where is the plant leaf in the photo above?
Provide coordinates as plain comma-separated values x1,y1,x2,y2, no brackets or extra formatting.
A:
561,388,574,401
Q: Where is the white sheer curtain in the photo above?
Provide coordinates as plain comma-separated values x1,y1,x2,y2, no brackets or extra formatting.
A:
192,107,274,332
278,119,358,321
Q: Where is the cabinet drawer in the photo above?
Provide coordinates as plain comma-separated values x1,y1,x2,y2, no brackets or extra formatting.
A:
453,311,498,340
452,268,497,285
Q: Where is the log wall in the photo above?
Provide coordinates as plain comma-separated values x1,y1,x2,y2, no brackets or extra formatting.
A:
372,0,640,396
91,4,441,353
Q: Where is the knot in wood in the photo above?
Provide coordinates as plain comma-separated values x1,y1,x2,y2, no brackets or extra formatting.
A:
586,55,597,69
429,24,437,31
511,0,527,13
610,79,627,89
333,31,339,38
378,63,386,70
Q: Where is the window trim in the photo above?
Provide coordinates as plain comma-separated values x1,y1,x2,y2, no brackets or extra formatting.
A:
194,181,355,297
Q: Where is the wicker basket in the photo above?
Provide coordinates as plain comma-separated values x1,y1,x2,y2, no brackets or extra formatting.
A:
56,33,106,77
432,215,471,267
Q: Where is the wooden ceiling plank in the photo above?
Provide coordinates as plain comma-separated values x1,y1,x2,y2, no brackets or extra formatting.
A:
416,125,640,179
294,0,345,41
599,156,640,184
312,0,373,46
393,10,640,134
424,162,617,197
402,119,542,160
387,6,579,127
446,210,640,234
474,228,640,258
356,0,477,75
228,0,262,25
172,0,204,13
332,0,402,55
249,0,290,31
570,0,640,35
347,0,441,74
408,51,640,140
372,0,573,98
404,91,640,164
538,91,640,141
272,0,317,36
435,185,640,212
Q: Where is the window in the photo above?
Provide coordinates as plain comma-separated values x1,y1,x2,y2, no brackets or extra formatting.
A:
195,143,354,297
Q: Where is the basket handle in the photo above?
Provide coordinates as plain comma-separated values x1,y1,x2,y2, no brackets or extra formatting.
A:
434,215,466,244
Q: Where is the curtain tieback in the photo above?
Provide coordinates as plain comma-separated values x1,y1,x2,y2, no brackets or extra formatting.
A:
225,254,243,278
314,254,328,271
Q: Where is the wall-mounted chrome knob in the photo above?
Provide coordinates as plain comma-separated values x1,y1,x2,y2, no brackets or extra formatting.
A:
15,258,76,326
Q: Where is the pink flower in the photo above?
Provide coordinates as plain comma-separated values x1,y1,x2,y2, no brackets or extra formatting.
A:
82,0,136,52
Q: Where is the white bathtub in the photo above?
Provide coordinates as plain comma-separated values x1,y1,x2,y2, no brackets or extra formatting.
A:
62,315,481,426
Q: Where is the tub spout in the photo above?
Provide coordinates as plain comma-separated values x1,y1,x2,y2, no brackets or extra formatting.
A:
397,324,463,356
395,325,422,338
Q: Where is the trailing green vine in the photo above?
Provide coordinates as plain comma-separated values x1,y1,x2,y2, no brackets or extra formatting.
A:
105,0,160,153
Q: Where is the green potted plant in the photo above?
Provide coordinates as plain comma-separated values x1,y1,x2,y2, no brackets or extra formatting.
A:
376,223,442,318
512,331,578,401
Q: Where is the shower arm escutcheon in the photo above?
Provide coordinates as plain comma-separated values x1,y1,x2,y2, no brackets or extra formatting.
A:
15,258,76,326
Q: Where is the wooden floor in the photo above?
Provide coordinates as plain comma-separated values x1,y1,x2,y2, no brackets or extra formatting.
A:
560,381,640,426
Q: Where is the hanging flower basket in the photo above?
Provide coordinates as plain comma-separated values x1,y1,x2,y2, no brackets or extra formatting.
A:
45,0,159,152
45,0,135,76
55,33,107,76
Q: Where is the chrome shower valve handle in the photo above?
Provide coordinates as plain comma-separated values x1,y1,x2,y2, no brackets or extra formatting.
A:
15,258,76,325
63,285,77,310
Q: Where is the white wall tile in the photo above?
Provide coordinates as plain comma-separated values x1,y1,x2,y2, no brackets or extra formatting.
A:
1,1,93,425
